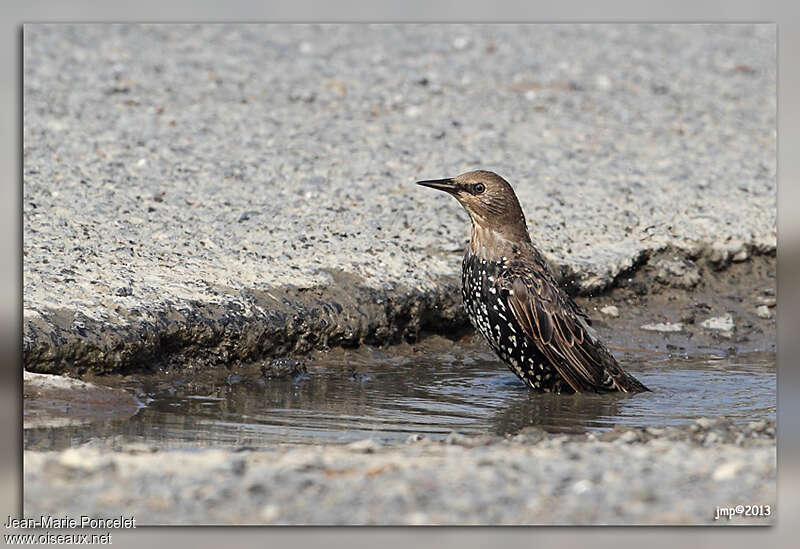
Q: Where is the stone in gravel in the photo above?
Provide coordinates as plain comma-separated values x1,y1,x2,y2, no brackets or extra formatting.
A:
514,426,548,443
600,305,619,318
55,449,115,476
123,443,159,455
595,74,612,89
701,314,734,334
695,418,714,429
732,246,750,262
640,322,683,333
237,210,259,222
405,105,422,118
58,448,89,469
652,258,701,289
712,461,746,481
616,431,640,444
757,296,776,307
571,479,593,495
261,504,280,521
756,305,772,319
704,432,720,445
452,36,470,50
347,439,381,453
406,511,431,525
444,431,471,446
288,89,315,103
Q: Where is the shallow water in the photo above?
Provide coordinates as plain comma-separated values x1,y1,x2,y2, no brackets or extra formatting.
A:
23,342,776,451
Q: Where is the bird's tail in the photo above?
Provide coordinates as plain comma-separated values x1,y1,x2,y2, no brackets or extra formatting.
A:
615,371,650,393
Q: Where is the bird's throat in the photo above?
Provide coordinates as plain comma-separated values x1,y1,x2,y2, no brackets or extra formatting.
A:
469,223,528,262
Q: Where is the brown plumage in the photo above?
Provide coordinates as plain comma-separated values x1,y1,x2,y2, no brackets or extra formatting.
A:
417,170,649,393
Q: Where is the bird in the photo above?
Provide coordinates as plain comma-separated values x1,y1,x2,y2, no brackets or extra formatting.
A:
416,170,649,394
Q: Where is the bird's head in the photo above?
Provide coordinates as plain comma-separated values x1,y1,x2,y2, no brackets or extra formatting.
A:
416,170,530,241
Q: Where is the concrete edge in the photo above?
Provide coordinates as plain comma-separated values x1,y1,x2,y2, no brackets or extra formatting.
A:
23,243,776,376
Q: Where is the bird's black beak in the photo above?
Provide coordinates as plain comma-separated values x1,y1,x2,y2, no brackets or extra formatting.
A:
416,178,458,193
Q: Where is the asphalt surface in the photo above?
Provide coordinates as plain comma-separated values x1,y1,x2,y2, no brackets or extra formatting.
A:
23,24,776,373
23,418,776,525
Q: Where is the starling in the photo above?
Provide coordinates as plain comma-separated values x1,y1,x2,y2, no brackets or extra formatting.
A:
417,170,649,394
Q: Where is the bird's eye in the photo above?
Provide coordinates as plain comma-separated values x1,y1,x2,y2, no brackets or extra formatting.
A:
474,183,486,194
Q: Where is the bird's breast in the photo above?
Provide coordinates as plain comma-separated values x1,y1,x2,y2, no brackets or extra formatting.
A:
461,252,510,348
461,251,560,391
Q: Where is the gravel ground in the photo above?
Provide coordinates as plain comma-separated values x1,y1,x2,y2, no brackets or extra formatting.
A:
23,418,775,525
22,24,776,374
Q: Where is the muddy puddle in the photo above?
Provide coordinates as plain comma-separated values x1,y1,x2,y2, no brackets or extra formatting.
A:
23,336,776,451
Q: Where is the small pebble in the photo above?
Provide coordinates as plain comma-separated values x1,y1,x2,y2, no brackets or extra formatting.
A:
595,74,612,89
712,461,745,481
701,314,735,338
58,448,87,469
732,248,749,262
640,322,683,333
452,37,470,50
617,431,639,444
261,504,280,521
444,432,470,446
701,314,735,333
600,305,619,318
696,418,714,429
347,439,381,453
571,479,592,494
405,105,422,118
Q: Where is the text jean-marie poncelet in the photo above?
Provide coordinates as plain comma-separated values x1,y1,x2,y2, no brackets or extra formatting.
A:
5,515,136,529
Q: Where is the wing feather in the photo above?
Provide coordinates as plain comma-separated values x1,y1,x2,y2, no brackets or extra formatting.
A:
505,272,606,392
496,252,648,393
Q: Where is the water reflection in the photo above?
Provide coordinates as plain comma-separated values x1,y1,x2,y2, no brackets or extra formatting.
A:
24,342,776,451
490,392,625,435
